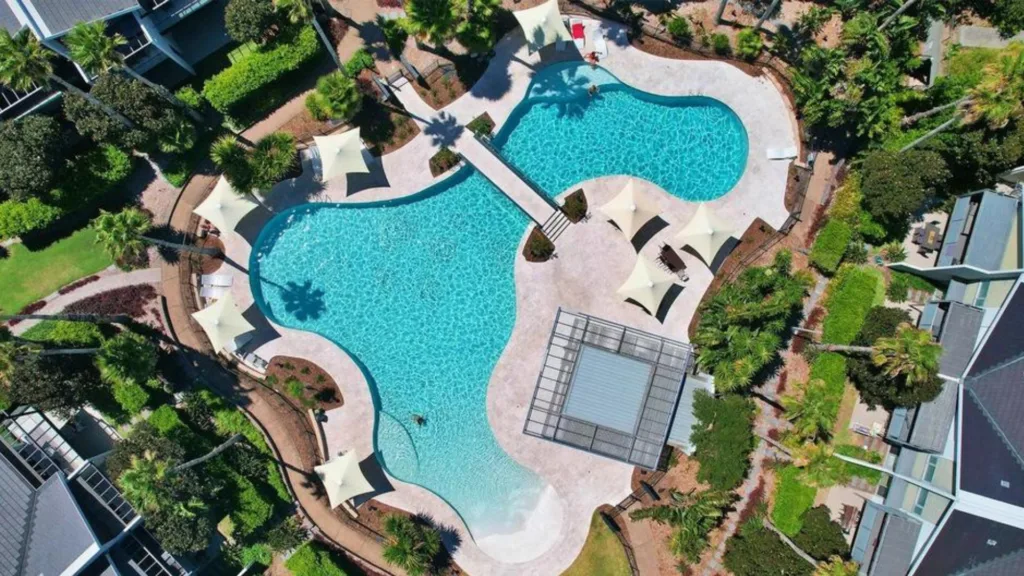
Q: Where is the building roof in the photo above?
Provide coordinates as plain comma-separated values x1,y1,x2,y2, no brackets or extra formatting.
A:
914,510,1024,575
869,511,922,576
0,2,23,34
19,0,139,37
967,281,1024,377
666,372,715,454
938,191,1018,269
0,457,33,576
563,346,653,434
937,302,985,377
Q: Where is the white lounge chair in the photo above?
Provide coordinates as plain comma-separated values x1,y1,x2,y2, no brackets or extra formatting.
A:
594,33,608,59
200,285,227,300
201,274,233,287
766,146,799,160
569,18,586,50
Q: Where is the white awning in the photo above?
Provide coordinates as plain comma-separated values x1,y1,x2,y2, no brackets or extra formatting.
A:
191,292,255,353
513,0,572,53
314,451,374,509
674,204,737,265
617,256,677,314
598,179,660,240
193,176,258,233
314,128,369,181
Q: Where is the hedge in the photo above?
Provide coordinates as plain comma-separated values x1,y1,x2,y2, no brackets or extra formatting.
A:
21,320,103,347
811,352,847,399
0,198,61,240
822,266,884,344
690,391,756,492
113,380,150,415
725,517,813,576
49,145,133,212
792,505,849,561
771,465,817,536
285,542,349,576
809,219,852,275
203,26,321,113
231,474,274,536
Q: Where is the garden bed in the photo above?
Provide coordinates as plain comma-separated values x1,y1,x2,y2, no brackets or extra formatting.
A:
265,356,342,411
561,189,588,223
629,33,763,78
466,112,495,137
429,147,461,177
522,227,555,262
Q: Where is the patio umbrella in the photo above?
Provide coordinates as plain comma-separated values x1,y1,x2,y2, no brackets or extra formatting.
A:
314,451,375,510
598,179,660,240
191,292,255,353
193,176,258,233
314,128,369,181
617,256,677,314
513,0,572,53
674,204,737,265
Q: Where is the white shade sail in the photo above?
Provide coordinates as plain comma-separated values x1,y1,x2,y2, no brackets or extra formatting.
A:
674,204,738,265
314,451,374,509
598,179,660,240
513,0,572,53
314,128,369,181
617,256,677,314
191,292,255,353
193,176,258,233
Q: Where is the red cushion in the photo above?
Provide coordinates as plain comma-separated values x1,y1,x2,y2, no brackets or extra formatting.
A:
572,23,584,38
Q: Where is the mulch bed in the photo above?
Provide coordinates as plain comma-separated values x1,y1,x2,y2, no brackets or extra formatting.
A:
522,227,555,262
352,98,421,156
278,110,334,144
413,66,470,110
629,34,763,78
265,356,343,411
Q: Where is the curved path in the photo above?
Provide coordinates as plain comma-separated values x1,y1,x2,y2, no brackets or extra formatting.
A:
173,16,798,576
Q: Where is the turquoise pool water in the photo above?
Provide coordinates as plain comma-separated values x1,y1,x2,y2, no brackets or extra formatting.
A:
251,63,750,543
494,62,748,201
252,169,542,539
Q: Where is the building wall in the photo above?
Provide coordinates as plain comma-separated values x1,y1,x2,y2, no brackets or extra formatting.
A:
898,452,954,524
1000,215,1020,270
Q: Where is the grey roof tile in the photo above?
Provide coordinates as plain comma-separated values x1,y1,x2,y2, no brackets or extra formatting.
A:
22,474,98,576
0,2,22,35
913,510,1024,576
22,0,139,37
869,513,921,576
0,458,33,576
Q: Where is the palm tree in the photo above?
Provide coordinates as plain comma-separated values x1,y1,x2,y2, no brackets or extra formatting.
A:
878,0,920,32
902,43,1024,151
119,451,172,512
382,514,442,576
815,556,860,576
0,29,134,129
212,133,292,210
305,72,362,122
816,323,941,387
406,0,461,49
92,208,221,263
629,489,732,562
65,21,203,123
275,0,312,24
782,379,835,441
171,433,244,473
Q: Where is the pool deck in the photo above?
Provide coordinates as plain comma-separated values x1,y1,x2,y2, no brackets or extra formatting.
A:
215,17,796,576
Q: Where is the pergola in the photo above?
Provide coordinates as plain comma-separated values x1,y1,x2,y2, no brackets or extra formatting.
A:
314,128,369,181
617,256,678,315
314,451,374,509
191,292,255,353
513,0,572,53
598,179,660,240
674,203,737,265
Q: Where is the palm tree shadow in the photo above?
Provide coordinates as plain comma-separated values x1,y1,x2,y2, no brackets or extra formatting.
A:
278,279,327,321
423,111,464,148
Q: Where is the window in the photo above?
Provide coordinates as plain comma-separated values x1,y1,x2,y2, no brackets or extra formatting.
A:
913,456,939,515
975,281,990,308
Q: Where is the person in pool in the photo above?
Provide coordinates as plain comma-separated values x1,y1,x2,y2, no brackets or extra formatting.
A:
588,84,599,97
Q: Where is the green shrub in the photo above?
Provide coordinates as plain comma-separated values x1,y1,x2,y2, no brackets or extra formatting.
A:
175,86,204,110
231,474,274,535
822,266,883,344
735,29,762,60
305,72,362,121
690,391,755,492
887,271,936,303
771,466,817,536
466,113,495,137
214,409,270,454
428,147,460,176
149,405,185,436
240,543,272,567
113,380,149,415
21,320,104,347
49,145,133,212
203,26,321,113
810,353,847,398
266,459,290,502
809,219,852,275
725,517,813,576
285,542,348,576
0,198,61,240
343,48,375,78
791,505,849,561
525,228,555,261
711,33,731,55
667,16,692,44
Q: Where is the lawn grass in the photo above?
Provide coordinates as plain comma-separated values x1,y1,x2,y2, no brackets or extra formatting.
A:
0,228,112,314
822,265,885,344
772,466,818,537
562,513,631,576
946,46,1001,88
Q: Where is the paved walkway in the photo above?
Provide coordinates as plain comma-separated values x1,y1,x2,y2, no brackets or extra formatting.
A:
957,25,1024,48
10,267,161,335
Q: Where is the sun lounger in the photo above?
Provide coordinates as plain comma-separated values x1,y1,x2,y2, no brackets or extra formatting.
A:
570,18,586,50
766,146,799,160
200,285,227,300
594,33,608,59
201,274,233,287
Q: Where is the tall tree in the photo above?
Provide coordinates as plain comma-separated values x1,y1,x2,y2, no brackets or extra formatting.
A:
817,323,941,387
0,116,66,201
65,21,203,123
382,514,443,576
0,29,134,129
226,0,279,44
902,43,1024,151
782,379,835,441
275,0,311,24
92,207,220,263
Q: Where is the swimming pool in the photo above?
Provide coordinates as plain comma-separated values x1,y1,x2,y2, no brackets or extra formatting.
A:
494,62,748,201
251,63,750,549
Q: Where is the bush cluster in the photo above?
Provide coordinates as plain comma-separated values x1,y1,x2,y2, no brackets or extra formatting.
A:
690,391,755,492
666,17,692,44
65,284,158,318
821,265,883,345
0,198,61,240
285,542,349,576
791,506,849,561
149,405,186,435
21,320,104,347
203,26,322,114
466,113,495,137
809,219,853,275
735,29,762,61
724,516,813,576
771,465,818,536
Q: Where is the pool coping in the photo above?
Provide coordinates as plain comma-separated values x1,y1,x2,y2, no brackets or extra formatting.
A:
216,16,797,576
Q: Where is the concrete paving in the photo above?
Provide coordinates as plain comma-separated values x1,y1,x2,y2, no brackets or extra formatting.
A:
957,25,1024,48
198,16,797,576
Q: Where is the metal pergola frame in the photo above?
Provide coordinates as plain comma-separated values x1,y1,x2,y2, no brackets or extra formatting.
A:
523,309,692,469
